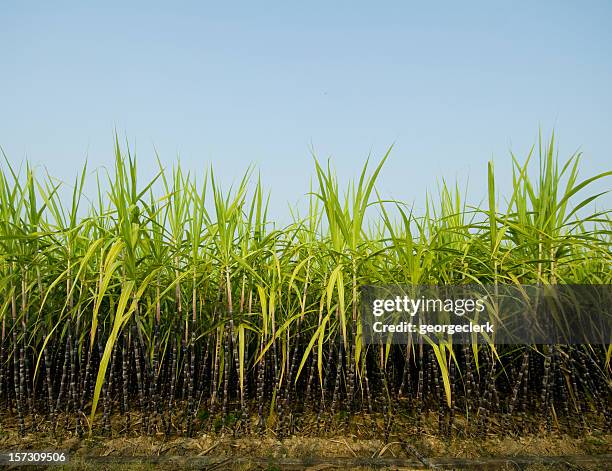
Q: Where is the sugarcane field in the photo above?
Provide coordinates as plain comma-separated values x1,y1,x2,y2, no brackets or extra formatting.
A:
0,135,610,470
4,3,612,469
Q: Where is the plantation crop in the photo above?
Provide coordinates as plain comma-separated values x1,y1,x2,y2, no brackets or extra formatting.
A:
0,135,610,440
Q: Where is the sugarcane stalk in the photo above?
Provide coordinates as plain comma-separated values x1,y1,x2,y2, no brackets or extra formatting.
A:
121,331,130,433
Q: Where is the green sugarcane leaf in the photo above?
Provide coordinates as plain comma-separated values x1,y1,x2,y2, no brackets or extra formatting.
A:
89,280,135,431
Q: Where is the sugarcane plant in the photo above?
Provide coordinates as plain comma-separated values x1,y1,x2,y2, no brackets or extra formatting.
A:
0,133,610,440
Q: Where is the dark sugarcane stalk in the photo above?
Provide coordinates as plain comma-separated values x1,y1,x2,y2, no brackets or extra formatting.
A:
148,322,159,434
277,337,289,436
415,343,424,429
226,318,249,428
19,333,27,432
580,347,611,427
567,347,585,431
222,323,231,423
378,345,393,443
427,346,436,407
192,338,208,431
463,344,475,432
12,338,23,433
149,320,166,436
102,340,119,436
554,347,570,429
208,292,223,417
295,264,312,409
157,350,167,434
285,324,301,402
485,350,497,435
435,355,444,435
181,278,196,436
43,335,54,419
166,335,178,436
139,337,150,433
577,348,596,410
485,350,499,435
89,340,96,401
63,262,74,432
133,297,154,434
99,338,109,435
362,347,373,414
53,334,70,434
271,319,279,407
131,323,147,433
448,353,455,437
383,385,393,443
266,330,275,409
68,328,81,437
0,319,5,404
479,346,488,398
210,328,221,413
398,343,412,398
329,304,346,421
186,321,197,436
280,324,301,434
393,347,404,398
77,338,93,437
183,335,194,436
257,337,266,435
330,340,343,417
540,345,553,428
209,288,224,407
24,343,33,414
545,348,556,431
196,331,211,415
528,348,537,411
520,349,531,428
159,341,169,430
21,275,33,416
75,309,84,420
63,328,75,432
347,265,357,413
506,349,529,433
151,284,162,433
316,340,333,429
421,349,432,408
233,275,249,427
185,275,198,436
476,348,490,436
178,337,186,403
121,331,130,433
346,320,356,413
11,288,25,436
173,256,186,427
304,350,315,404
489,365,503,422
273,333,283,427
228,319,244,428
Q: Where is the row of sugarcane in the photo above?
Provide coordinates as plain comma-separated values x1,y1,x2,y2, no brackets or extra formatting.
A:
0,314,610,439
0,134,610,439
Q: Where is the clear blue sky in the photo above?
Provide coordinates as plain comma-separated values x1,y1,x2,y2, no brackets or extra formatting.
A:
2,1,611,221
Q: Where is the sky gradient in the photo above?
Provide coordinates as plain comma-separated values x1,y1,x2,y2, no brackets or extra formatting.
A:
2,1,611,221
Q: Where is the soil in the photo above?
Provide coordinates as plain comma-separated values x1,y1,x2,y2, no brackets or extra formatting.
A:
0,412,609,470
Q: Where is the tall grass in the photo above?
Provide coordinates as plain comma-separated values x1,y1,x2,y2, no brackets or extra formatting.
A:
0,134,610,439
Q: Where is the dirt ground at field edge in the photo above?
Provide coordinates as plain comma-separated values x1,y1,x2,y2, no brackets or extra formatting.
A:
1,411,610,470
0,431,610,470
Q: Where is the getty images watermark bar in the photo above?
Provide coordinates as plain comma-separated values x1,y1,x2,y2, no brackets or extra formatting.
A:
361,285,612,345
